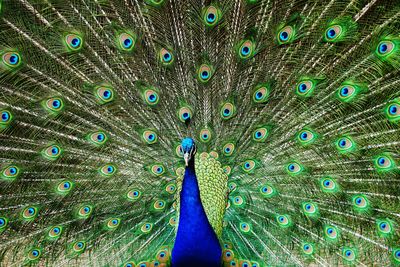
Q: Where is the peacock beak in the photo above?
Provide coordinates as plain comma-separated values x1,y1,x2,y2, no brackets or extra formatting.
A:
184,152,190,166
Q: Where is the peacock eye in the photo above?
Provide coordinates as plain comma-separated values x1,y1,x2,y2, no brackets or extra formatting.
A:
42,144,62,160
393,249,400,262
73,241,86,253
43,97,64,114
78,205,92,218
324,225,338,239
384,99,400,122
352,194,369,211
0,110,12,124
28,248,41,261
65,34,83,51
178,106,193,122
203,5,221,26
277,26,294,44
253,127,268,142
0,217,8,229
325,25,342,41
286,162,303,175
151,164,165,176
374,154,395,171
302,243,314,255
2,165,21,180
142,130,158,144
238,40,254,59
159,48,174,65
141,222,153,233
220,102,236,120
199,128,211,143
57,180,73,194
296,80,314,96
106,218,121,229
2,51,22,68
252,86,269,103
242,160,255,172
239,222,251,233
223,143,235,156
342,248,356,261
100,164,117,176
22,206,38,220
127,189,142,201
297,129,317,145
197,64,213,82
277,214,290,227
95,86,115,104
118,32,135,51
88,131,108,146
377,41,395,56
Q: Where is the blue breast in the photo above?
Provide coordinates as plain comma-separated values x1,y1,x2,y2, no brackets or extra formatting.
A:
171,163,222,266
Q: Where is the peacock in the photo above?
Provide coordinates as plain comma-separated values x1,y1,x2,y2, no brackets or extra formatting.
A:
0,0,400,266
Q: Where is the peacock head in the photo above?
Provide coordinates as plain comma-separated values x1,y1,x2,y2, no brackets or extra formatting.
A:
181,137,196,166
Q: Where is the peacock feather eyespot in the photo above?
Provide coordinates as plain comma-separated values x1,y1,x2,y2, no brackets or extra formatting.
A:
0,217,8,231
48,225,63,239
117,32,136,52
64,33,83,52
373,153,396,172
277,26,295,45
142,87,160,106
94,85,115,104
1,51,22,69
27,248,41,261
175,144,184,158
237,40,255,59
72,241,86,253
169,216,177,226
301,242,314,255
150,164,165,176
99,163,117,176
352,194,369,212
123,261,136,267
260,184,277,198
239,260,251,267
320,177,339,193
178,106,193,123
336,82,366,103
155,247,170,262
295,80,315,97
87,131,108,146
77,204,93,219
1,164,21,180
140,222,153,234
302,202,318,217
286,161,304,175
393,248,400,263
42,144,62,160
203,5,221,27
106,217,121,230
22,206,38,221
229,259,238,266
223,165,232,176
223,143,235,156
252,84,269,104
231,195,244,207
384,98,400,122
253,126,269,142
197,64,213,83
199,128,211,143
42,97,65,114
276,214,291,228
138,262,150,267
152,199,166,211
376,40,395,57
376,219,394,237
159,48,174,66
0,110,13,127
241,160,256,173
142,130,158,145
324,25,343,42
165,182,176,194
342,247,357,262
335,135,356,153
127,189,142,201
324,225,339,240
222,249,234,262
239,222,251,233
56,180,74,195
220,102,236,120
228,182,237,192
296,128,317,145
251,261,260,267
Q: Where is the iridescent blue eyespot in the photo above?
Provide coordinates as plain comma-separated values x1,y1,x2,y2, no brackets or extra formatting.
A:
280,31,289,41
207,13,216,23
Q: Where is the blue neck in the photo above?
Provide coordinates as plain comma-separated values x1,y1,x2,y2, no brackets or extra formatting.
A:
171,159,222,266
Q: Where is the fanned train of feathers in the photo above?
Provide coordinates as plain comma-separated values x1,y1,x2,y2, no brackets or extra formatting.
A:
0,0,400,266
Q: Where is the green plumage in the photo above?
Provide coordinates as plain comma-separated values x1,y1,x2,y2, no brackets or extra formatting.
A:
0,0,399,266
